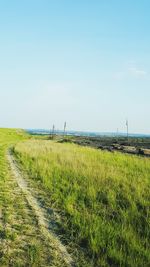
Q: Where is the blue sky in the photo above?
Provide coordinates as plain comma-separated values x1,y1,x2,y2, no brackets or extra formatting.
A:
0,0,150,134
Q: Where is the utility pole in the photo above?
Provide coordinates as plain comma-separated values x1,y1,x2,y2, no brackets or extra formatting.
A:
52,124,55,139
63,122,66,136
126,119,129,143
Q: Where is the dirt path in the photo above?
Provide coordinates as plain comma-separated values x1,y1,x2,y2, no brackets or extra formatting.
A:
7,150,74,267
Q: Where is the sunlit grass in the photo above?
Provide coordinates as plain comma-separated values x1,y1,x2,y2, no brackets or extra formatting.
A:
14,140,150,267
0,129,59,266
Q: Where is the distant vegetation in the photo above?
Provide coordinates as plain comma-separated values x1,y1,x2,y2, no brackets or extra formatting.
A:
14,140,150,267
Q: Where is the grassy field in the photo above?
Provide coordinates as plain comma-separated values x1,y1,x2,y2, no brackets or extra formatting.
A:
14,139,150,267
0,129,70,267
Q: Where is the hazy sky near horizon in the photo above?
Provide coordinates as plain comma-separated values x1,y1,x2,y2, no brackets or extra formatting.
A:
0,0,150,134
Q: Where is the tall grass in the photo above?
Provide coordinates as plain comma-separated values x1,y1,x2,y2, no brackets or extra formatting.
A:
14,140,150,267
0,129,28,265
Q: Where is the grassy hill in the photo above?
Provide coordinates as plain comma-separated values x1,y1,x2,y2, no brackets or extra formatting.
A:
0,129,70,266
14,139,150,267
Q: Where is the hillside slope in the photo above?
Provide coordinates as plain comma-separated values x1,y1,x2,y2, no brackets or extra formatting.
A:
14,140,150,267
0,129,72,266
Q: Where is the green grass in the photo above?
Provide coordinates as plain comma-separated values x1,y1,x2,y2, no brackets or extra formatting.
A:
14,139,150,267
0,128,28,265
0,129,70,266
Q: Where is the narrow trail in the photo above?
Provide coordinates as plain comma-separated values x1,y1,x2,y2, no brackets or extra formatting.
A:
7,150,74,267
